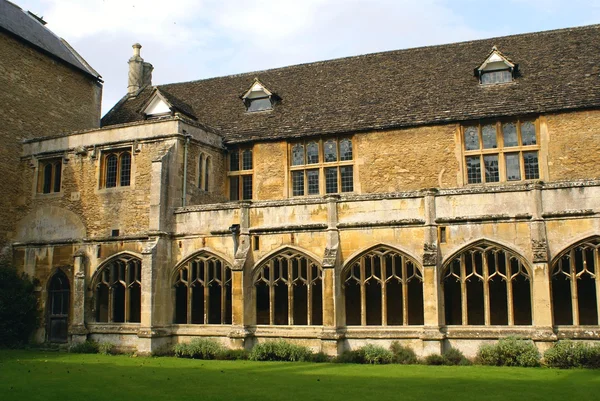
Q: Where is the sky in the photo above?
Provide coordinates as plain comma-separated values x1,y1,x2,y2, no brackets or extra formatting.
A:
14,0,600,116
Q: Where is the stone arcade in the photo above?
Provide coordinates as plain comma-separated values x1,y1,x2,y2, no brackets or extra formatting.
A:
9,23,600,356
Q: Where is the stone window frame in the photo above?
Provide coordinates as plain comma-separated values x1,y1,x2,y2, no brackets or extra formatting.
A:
99,147,133,189
92,253,142,324
460,119,541,185
172,252,233,325
253,248,324,326
342,245,424,326
550,236,600,326
37,157,63,194
288,137,354,197
228,147,253,200
441,241,533,326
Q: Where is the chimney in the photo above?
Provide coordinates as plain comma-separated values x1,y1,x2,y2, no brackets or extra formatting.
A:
127,43,153,95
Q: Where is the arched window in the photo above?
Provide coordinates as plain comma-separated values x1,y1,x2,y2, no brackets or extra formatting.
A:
551,237,600,326
343,246,423,326
173,253,232,324
48,270,70,342
102,149,132,188
198,153,204,188
254,249,323,325
94,254,141,323
442,242,532,326
204,156,210,191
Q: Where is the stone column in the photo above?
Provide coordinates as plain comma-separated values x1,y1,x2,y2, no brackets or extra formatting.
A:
530,183,556,348
230,201,252,349
320,195,344,355
421,189,444,355
70,250,88,343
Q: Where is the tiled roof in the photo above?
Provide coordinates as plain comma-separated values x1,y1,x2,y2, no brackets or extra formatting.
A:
102,24,600,143
0,0,100,79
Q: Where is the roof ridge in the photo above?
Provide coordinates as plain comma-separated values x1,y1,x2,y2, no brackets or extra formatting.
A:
158,23,600,88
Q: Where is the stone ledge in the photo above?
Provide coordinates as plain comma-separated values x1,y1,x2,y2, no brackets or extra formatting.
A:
249,223,328,234
338,219,425,229
436,213,532,224
541,209,596,219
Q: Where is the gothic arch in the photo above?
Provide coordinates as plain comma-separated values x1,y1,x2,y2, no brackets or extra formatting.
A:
342,244,424,326
253,247,323,326
550,235,600,326
91,252,142,324
172,250,233,325
341,243,421,275
441,240,532,326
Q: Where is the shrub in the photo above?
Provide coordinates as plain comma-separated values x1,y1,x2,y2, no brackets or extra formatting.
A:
389,341,417,364
249,340,312,362
310,352,330,363
334,350,364,364
544,341,600,369
0,264,39,347
443,347,469,366
174,338,225,359
360,344,393,364
424,354,446,365
69,340,99,354
98,342,115,355
476,337,540,367
217,349,249,361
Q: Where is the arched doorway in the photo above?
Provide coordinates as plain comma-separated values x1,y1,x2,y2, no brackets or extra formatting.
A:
47,270,70,342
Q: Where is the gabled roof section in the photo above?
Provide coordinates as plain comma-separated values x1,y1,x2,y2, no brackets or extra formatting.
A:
0,0,101,80
140,88,197,120
241,78,273,99
475,46,518,75
101,24,600,143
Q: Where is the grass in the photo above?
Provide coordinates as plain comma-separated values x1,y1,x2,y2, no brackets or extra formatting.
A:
0,349,599,401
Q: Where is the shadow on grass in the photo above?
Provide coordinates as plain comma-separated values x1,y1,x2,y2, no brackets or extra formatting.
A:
0,350,598,401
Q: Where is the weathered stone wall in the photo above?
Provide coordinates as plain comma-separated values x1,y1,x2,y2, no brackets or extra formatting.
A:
186,141,228,205
253,141,287,200
356,125,459,193
0,32,101,252
545,111,600,181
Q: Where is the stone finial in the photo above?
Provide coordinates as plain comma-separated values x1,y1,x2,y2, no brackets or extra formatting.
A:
128,43,153,96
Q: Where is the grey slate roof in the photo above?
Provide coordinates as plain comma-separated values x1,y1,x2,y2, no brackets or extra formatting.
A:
101,24,600,144
0,0,100,79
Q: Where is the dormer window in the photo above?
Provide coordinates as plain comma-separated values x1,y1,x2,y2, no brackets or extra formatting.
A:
476,47,518,85
242,79,276,112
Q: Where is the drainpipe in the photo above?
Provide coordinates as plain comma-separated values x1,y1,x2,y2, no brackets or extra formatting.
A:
182,132,190,207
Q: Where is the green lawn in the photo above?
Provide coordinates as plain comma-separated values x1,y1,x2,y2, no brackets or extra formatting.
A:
0,350,598,401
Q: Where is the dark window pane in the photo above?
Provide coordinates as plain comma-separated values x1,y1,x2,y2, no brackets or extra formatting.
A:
242,175,252,200
521,121,537,145
43,163,52,193
523,151,539,180
464,126,479,150
484,155,499,183
229,150,239,171
307,142,319,164
292,171,304,196
324,139,337,162
242,150,253,170
481,69,512,84
292,144,304,166
340,139,353,161
505,153,521,181
198,156,203,187
247,97,272,112
325,167,338,193
307,169,319,195
340,166,353,192
53,161,62,193
229,176,239,201
106,154,118,188
502,122,518,147
120,152,131,187
482,124,497,149
205,157,210,191
466,156,482,184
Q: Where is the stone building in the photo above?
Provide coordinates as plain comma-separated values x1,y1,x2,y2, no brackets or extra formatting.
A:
12,23,600,356
0,0,103,261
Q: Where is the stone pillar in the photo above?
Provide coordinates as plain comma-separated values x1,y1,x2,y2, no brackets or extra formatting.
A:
530,183,556,345
320,195,344,355
70,250,88,343
421,189,444,355
230,201,252,349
